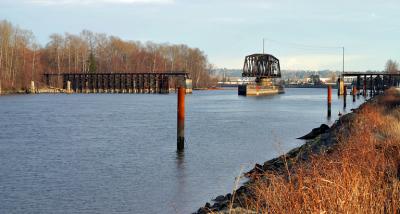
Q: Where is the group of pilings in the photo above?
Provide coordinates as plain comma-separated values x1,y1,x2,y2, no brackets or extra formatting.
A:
338,73,400,97
328,73,400,117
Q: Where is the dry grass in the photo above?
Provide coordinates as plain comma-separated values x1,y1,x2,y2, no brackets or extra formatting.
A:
245,89,400,213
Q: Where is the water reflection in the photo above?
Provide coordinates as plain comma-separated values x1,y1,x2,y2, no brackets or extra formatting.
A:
176,150,185,169
172,149,186,213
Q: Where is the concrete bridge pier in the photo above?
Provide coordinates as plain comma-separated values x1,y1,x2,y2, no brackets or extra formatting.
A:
30,81,36,94
66,81,72,94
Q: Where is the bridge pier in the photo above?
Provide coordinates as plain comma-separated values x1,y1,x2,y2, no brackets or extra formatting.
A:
67,81,72,94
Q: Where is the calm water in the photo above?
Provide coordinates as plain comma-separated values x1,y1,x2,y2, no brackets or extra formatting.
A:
0,88,364,213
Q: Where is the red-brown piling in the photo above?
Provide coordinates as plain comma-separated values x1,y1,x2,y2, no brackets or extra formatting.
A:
352,85,357,102
327,85,332,117
177,87,185,151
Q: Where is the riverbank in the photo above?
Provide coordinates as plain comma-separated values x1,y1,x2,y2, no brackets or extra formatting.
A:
0,87,222,95
0,87,64,95
196,88,400,213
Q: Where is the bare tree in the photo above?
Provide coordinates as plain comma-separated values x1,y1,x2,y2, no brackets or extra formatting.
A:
385,59,399,74
0,19,216,91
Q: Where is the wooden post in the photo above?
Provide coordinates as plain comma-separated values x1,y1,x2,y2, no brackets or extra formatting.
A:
363,77,367,96
85,78,89,94
370,75,373,96
343,84,347,109
177,87,185,151
327,85,332,118
352,85,356,102
337,77,344,95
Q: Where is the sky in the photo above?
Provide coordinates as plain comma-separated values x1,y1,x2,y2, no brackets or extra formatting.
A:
1,0,399,71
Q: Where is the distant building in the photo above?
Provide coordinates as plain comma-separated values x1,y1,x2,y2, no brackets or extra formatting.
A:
308,74,322,85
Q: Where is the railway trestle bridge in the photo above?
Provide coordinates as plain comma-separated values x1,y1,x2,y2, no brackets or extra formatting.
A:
339,72,400,96
43,72,192,94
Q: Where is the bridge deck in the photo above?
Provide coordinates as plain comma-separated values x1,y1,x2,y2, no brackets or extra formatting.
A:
337,72,400,96
342,72,400,76
44,71,189,77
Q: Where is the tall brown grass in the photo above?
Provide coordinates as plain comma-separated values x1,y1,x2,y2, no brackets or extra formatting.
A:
245,89,400,213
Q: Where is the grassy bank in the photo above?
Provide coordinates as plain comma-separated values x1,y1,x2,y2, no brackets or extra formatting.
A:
198,88,400,214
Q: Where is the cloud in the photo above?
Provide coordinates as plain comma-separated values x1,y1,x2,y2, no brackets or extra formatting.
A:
280,54,364,71
27,0,174,5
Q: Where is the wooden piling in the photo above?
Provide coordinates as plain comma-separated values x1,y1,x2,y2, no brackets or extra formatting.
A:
363,77,367,96
327,85,332,118
85,81,89,94
352,85,356,102
343,85,347,109
337,77,344,95
177,87,185,151
370,75,373,96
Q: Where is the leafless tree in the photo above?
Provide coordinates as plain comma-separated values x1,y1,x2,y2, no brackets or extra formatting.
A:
0,20,216,91
385,59,399,74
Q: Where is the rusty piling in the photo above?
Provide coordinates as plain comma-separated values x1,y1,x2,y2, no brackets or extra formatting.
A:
327,85,332,118
352,85,357,102
177,87,185,151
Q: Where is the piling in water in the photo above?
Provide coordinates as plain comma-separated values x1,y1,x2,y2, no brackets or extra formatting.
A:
363,78,367,96
352,85,357,102
30,81,35,94
67,81,72,94
85,81,89,93
327,85,332,118
343,85,347,109
370,75,373,96
338,78,346,96
177,87,185,151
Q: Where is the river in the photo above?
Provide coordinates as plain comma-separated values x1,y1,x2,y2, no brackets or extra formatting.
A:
0,88,365,213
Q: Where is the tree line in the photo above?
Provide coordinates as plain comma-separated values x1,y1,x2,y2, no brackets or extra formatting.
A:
0,20,216,92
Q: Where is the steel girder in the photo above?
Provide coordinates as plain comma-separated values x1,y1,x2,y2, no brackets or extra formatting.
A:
242,54,281,78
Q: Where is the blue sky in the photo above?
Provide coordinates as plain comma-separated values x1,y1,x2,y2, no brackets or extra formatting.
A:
1,0,399,71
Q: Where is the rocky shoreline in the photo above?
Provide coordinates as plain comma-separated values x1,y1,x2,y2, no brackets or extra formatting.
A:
195,89,400,214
